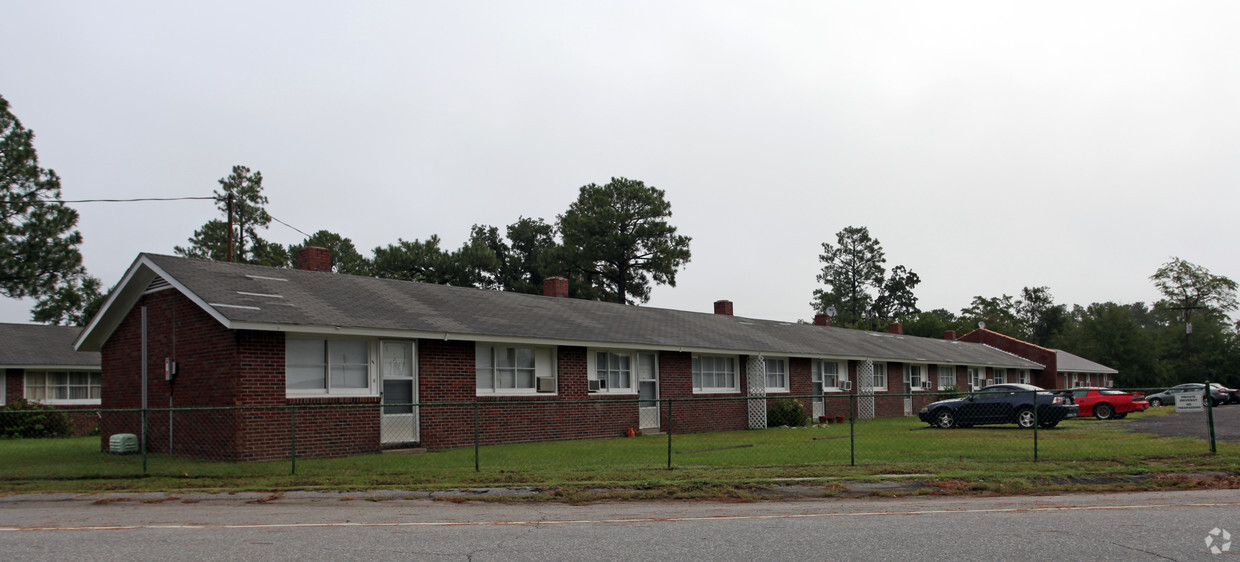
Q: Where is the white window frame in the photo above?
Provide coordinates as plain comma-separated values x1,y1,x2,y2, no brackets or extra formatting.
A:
816,360,846,392
286,337,377,397
1017,369,1030,384
476,344,556,396
872,362,888,391
588,349,639,394
764,357,789,393
691,355,739,394
937,365,956,391
903,363,927,392
993,368,1007,384
23,370,102,405
968,367,984,389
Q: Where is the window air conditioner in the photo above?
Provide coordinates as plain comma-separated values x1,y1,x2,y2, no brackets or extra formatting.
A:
921,381,933,391
588,379,601,392
983,379,993,387
1105,380,1114,388
841,380,853,391
536,377,556,393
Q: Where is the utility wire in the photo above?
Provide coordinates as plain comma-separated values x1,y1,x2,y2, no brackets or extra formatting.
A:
37,195,314,239
44,196,217,203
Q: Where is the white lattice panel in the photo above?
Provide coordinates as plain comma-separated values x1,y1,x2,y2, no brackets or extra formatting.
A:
857,360,876,420
747,354,767,429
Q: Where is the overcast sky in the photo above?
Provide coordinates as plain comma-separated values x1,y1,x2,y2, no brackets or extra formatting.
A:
3,1,1238,326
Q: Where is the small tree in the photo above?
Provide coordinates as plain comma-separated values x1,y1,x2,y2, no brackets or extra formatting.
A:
558,177,691,304
175,165,287,266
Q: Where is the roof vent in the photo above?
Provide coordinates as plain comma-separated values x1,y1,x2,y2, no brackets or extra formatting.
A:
145,276,171,294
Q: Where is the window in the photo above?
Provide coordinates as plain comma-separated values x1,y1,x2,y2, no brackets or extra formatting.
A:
968,367,984,389
692,355,738,393
903,363,926,392
287,338,373,395
765,358,788,392
24,371,101,404
590,350,636,393
993,368,1007,384
476,345,554,395
872,362,888,391
937,365,956,391
816,360,845,391
1017,369,1030,384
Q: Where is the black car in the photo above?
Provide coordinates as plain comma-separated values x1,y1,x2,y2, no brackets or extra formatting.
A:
918,383,1080,429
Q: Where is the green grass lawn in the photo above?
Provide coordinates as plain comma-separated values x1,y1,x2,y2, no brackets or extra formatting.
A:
2,409,1237,495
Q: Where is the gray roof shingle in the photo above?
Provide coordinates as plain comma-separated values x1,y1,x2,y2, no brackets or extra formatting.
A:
81,254,1043,369
0,323,100,368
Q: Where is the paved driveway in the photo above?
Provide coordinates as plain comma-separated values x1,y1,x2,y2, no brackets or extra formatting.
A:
1126,403,1240,442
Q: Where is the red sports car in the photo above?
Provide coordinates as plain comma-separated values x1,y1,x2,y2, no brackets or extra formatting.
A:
1068,387,1149,420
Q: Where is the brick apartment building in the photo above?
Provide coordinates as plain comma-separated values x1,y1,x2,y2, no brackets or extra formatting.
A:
76,249,1044,461
1,323,102,434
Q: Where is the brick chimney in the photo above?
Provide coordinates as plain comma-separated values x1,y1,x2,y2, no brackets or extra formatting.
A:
887,322,903,335
296,246,331,272
813,314,829,326
944,330,957,341
543,276,569,298
714,300,733,316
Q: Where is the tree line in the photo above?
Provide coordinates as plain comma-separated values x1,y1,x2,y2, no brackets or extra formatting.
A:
171,166,693,307
810,225,1240,389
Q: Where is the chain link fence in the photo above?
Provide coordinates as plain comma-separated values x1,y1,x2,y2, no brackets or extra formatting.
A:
0,385,1231,480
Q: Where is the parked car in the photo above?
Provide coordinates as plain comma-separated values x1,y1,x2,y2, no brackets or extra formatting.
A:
1145,383,1230,407
1210,383,1240,405
918,383,1079,429
1066,387,1149,420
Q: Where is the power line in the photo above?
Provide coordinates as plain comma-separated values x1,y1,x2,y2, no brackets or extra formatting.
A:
38,194,313,239
45,196,217,203
270,215,311,238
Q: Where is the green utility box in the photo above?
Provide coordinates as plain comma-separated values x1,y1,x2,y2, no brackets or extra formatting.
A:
109,433,138,454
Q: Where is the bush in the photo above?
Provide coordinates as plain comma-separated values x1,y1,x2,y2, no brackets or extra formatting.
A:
767,398,809,427
938,384,965,400
0,399,74,438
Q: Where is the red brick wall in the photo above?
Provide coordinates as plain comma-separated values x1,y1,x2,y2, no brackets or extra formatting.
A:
958,329,1054,387
1,368,99,435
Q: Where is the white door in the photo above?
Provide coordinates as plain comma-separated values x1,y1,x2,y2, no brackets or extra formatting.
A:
811,364,825,419
380,341,417,445
638,353,659,430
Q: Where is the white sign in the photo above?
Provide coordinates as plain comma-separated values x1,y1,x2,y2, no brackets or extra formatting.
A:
1176,392,1204,412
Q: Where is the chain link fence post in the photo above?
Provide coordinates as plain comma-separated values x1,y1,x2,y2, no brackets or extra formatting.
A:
849,392,856,467
667,399,673,470
1032,388,1039,462
474,401,481,472
141,407,148,474
291,405,298,475
1207,380,1218,454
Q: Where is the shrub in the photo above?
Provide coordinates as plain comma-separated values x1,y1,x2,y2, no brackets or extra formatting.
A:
938,384,965,400
0,399,74,438
767,398,809,427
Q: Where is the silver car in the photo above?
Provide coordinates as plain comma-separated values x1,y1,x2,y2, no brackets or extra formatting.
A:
1145,383,1229,407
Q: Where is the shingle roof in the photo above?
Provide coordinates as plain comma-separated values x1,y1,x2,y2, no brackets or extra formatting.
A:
78,254,1042,369
1054,350,1118,374
0,323,100,368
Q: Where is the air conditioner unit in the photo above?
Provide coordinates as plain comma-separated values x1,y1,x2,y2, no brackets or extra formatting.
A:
921,381,933,391
588,379,601,392
983,379,993,387
536,377,556,393
841,380,853,391
1105,380,1114,388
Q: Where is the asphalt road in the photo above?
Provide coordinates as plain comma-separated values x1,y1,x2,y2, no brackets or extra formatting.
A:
4,489,1240,560
1127,403,1240,443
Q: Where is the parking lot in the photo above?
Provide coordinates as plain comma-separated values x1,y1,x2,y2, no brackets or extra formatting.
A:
1126,402,1240,442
